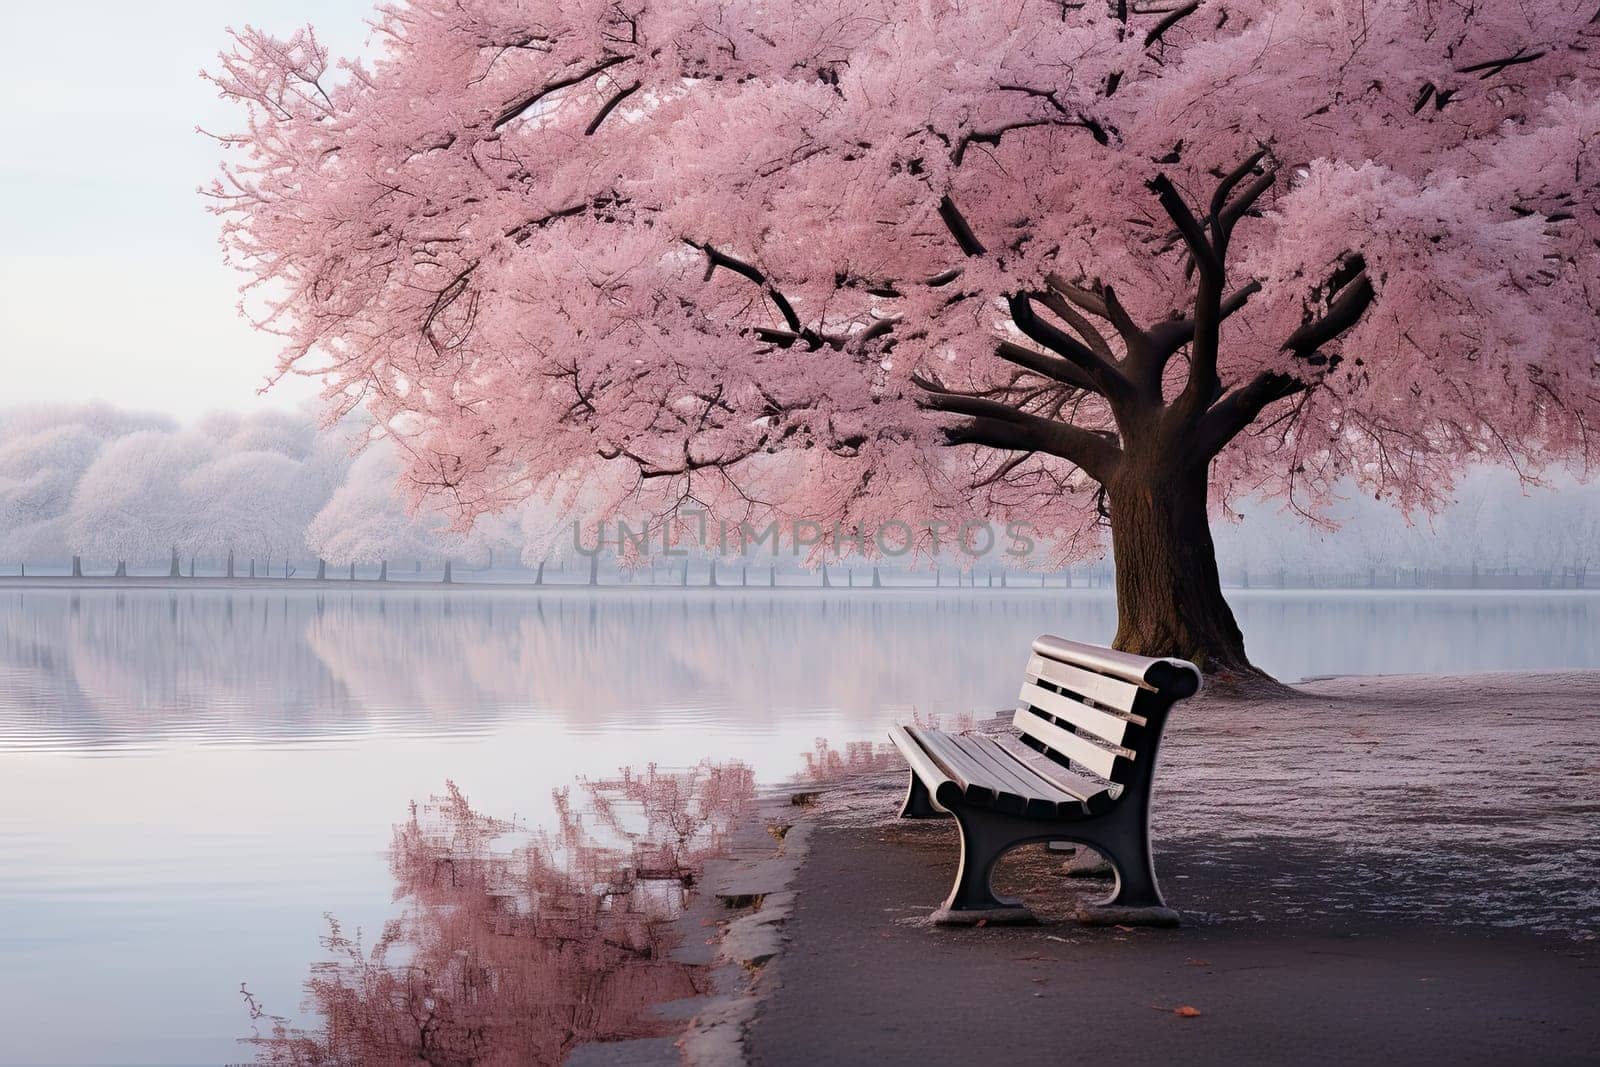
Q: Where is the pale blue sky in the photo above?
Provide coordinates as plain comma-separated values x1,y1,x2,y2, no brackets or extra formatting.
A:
0,0,376,417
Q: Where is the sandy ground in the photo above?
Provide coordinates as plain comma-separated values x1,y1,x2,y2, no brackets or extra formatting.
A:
741,671,1600,1065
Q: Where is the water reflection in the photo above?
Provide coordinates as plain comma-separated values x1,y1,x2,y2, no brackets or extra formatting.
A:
3,588,1596,752
2,586,1597,1061
244,763,753,1065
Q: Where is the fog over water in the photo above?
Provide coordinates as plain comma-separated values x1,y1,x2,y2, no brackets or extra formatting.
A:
1,586,1596,1062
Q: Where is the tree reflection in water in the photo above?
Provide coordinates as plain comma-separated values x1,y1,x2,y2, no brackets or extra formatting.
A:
241,761,755,1065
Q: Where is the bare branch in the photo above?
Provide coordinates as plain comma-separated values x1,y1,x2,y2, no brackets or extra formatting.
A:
1282,268,1375,355
1044,274,1110,319
1034,290,1114,360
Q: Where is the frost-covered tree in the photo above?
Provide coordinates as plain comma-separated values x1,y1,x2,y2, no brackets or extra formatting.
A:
0,405,174,564
67,431,217,568
185,451,321,572
305,443,465,572
210,0,1600,673
187,409,352,572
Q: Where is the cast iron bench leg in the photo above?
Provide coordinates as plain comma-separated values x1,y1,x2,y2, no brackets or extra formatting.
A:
1075,816,1180,927
899,770,946,819
932,805,1036,924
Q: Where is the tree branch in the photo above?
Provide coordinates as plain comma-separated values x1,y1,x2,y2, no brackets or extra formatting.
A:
1044,274,1110,319
584,80,641,135
1148,173,1222,281
1033,290,1114,360
939,411,1122,482
1145,280,1261,366
1143,1,1201,47
1153,173,1227,418
685,240,802,333
938,195,986,256
1008,294,1131,400
994,340,1099,392
493,55,631,129
1282,267,1374,355
1190,265,1376,460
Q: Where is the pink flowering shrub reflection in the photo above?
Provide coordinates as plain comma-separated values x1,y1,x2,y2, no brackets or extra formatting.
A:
799,710,977,782
242,762,754,1065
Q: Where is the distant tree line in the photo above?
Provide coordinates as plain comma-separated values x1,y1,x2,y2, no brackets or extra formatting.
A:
1,404,1593,587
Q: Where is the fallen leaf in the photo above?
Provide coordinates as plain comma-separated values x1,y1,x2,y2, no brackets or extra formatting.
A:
1174,1006,1202,1018
976,919,988,928
1114,924,1134,932
1184,958,1211,967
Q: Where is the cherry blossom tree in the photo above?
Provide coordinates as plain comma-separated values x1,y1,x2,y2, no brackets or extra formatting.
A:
208,0,1600,673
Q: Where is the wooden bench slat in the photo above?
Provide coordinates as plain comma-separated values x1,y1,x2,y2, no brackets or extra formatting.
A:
945,735,1074,818
1026,654,1143,714
992,735,1117,812
1018,681,1137,746
908,725,1001,809
888,725,954,808
1031,635,1201,698
1013,707,1129,782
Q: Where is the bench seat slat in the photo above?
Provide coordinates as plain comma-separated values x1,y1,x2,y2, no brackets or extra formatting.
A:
1027,654,1143,714
992,735,1117,813
888,725,954,810
1018,681,1138,746
1013,707,1130,782
908,725,1002,809
904,728,1095,818
945,734,1077,818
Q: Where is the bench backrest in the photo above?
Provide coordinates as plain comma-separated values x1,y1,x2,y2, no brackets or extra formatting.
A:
1013,635,1201,791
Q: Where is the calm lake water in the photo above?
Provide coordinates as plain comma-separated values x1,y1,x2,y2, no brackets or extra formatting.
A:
1,586,1596,1064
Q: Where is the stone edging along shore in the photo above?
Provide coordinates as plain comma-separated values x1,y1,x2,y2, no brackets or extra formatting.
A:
664,792,821,1067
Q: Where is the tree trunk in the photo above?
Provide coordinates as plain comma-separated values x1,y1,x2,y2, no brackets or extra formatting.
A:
349,562,356,580
227,550,235,579
871,566,882,588
1107,463,1252,674
379,560,388,581
317,558,327,580
114,560,126,577
169,548,180,579
442,560,453,584
588,552,599,586
535,560,545,585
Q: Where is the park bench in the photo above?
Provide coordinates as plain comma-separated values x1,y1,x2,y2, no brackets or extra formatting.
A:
889,634,1201,926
